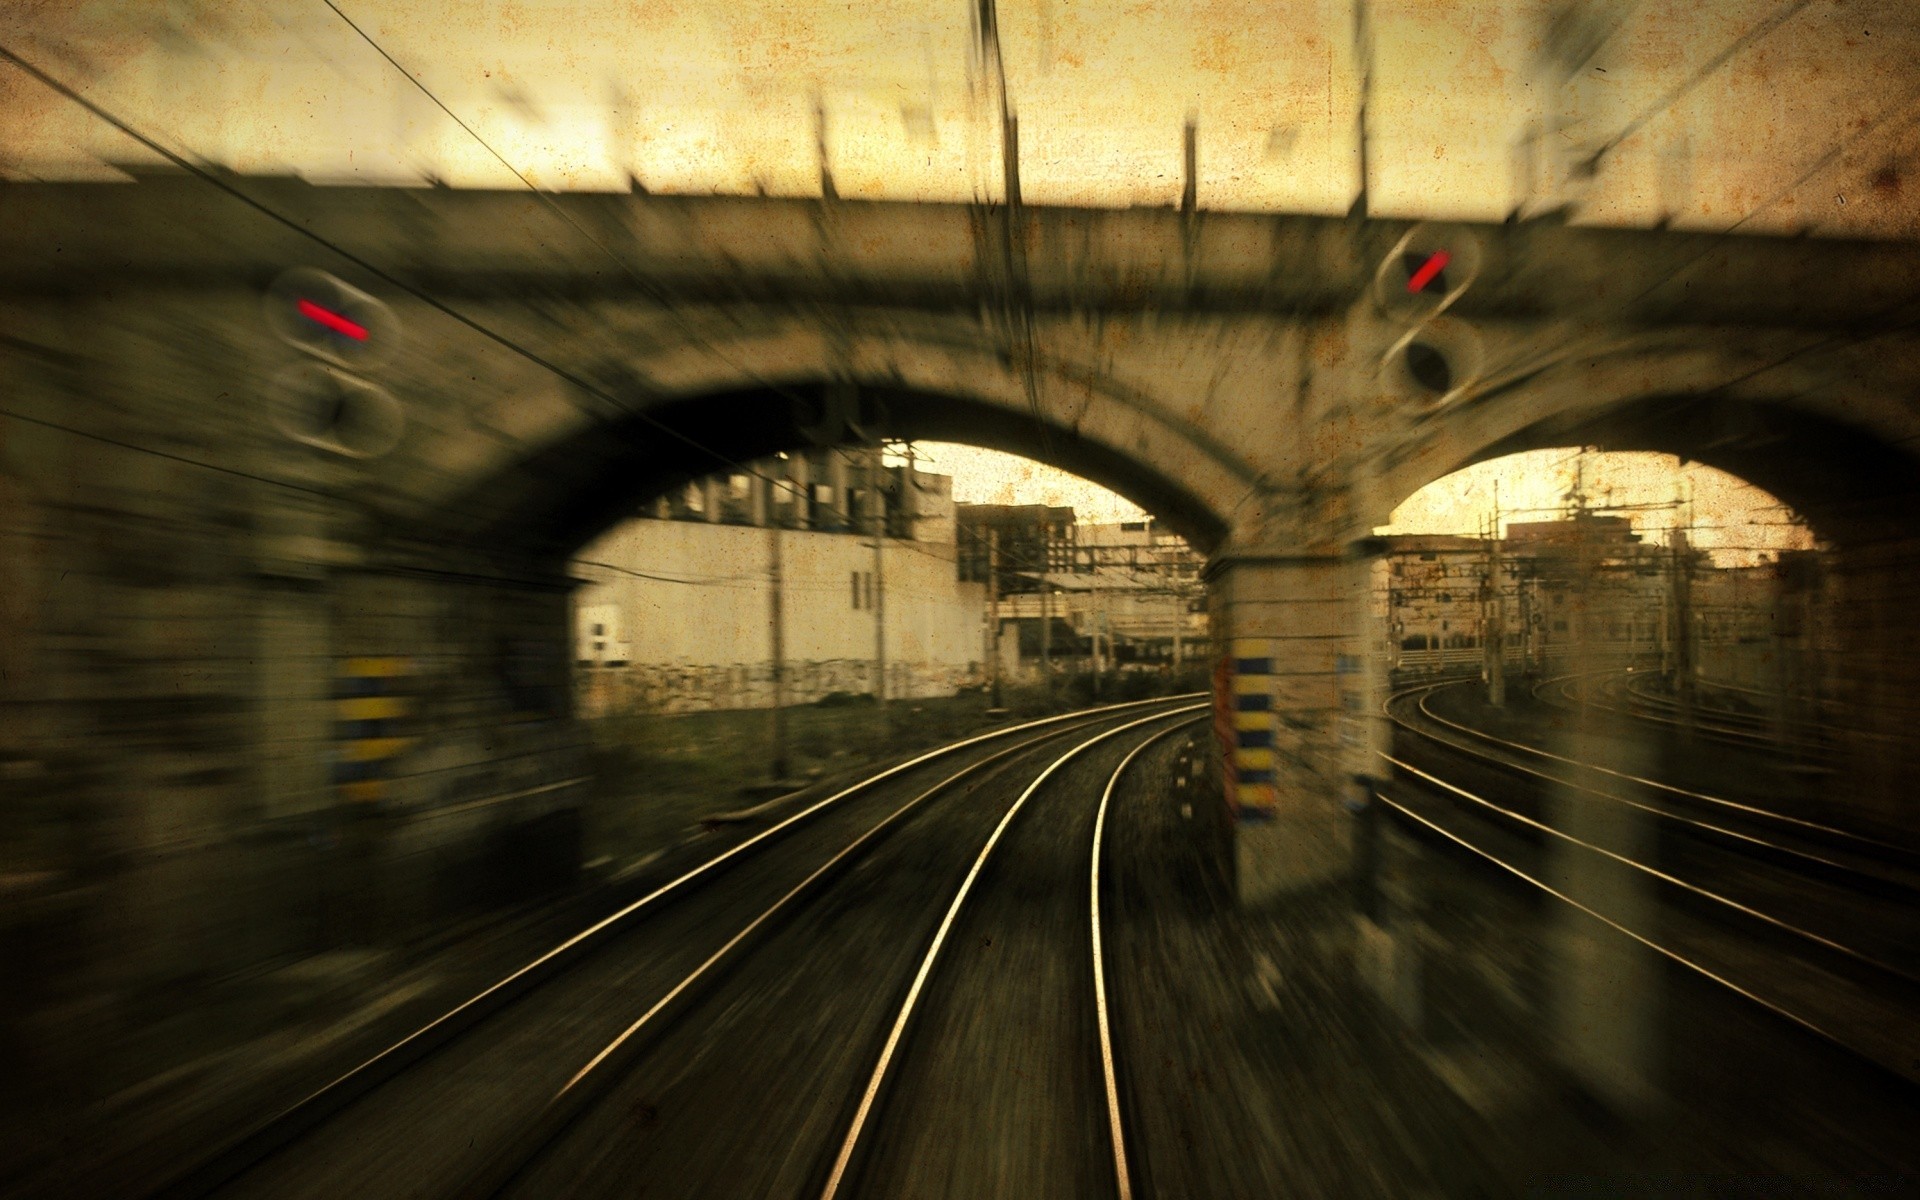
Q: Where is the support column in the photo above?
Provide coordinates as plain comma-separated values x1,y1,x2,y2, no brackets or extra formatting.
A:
1208,550,1385,905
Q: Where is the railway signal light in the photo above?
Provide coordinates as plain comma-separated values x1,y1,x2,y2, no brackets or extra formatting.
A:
269,363,405,460
265,267,398,368
264,267,405,459
1383,315,1485,405
1371,223,1483,408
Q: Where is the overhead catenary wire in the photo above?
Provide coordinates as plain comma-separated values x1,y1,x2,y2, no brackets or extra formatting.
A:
1,38,1005,578
0,41,1026,582
314,0,848,434
319,0,1110,569
0,42,823,516
1584,0,1816,171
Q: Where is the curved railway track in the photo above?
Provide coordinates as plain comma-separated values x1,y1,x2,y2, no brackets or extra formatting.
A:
1383,677,1920,1085
482,705,1204,1199
1535,666,1839,762
123,695,1202,1200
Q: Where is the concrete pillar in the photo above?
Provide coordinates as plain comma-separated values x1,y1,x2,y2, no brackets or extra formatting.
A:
1355,817,1426,1031
1828,539,1920,828
748,469,768,528
787,454,810,529
825,452,849,531
1543,726,1663,1114
1208,550,1385,905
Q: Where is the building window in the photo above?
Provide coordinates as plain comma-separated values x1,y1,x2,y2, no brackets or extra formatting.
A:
592,623,605,636
851,571,861,609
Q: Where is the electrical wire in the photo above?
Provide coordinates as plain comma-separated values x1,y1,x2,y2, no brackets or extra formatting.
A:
320,0,1123,567
314,0,847,438
0,41,814,505
0,40,1036,583
1586,0,1815,170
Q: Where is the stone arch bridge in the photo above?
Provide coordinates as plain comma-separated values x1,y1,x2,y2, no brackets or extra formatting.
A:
2,171,1916,977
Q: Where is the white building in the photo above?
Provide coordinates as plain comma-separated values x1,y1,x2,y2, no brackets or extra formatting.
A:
573,449,988,714
955,506,1207,677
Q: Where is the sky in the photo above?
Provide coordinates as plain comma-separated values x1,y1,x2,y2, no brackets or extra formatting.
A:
2,1,1918,236
908,440,1811,567
0,1,1881,560
903,441,1149,524
1376,448,1814,567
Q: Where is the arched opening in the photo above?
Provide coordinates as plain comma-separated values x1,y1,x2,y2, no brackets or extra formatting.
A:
414,382,1224,875
1384,391,1920,833
426,382,1232,573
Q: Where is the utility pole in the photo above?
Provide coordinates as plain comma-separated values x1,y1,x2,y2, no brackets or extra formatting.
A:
767,482,789,781
1039,563,1053,693
1171,585,1184,668
1484,489,1507,707
1090,587,1104,699
1670,526,1696,739
1570,458,1592,710
987,526,1003,710
868,447,888,736
1518,568,1536,678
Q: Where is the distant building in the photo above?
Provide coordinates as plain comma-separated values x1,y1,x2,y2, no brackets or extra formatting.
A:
572,448,987,713
1378,514,1674,675
1376,533,1488,661
956,505,1206,678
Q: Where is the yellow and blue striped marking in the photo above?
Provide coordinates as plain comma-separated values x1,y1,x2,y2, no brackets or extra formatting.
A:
332,657,414,804
1224,639,1278,820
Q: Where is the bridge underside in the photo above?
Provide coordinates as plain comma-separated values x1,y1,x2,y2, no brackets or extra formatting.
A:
3,175,1920,1006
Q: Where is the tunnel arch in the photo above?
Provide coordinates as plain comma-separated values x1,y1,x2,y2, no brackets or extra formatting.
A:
1376,328,1920,550
416,378,1242,572
387,308,1270,573
1392,392,1920,551
1377,372,1920,827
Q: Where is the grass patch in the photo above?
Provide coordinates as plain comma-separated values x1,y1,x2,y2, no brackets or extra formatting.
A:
583,668,1208,863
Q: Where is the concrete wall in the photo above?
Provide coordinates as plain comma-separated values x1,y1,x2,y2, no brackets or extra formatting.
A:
1,175,1918,1038
572,518,986,713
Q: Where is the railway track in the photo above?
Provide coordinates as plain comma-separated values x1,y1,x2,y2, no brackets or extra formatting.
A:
475,705,1204,1199
1536,667,1838,762
123,695,1201,1200
1383,678,1920,1085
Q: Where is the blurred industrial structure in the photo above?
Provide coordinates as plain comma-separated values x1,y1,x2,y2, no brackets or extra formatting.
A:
570,465,1209,715
1377,509,1834,730
958,506,1207,684
572,448,984,713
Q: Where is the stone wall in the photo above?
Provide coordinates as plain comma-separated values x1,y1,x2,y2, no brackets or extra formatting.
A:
576,657,981,716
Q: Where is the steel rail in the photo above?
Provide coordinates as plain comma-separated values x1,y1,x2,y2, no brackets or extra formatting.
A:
1399,680,1912,860
1616,671,1838,756
1384,684,1920,899
1372,789,1920,1087
1382,753,1920,990
144,691,1204,1200
1090,719,1202,1200
818,706,1206,1200
454,703,1200,1198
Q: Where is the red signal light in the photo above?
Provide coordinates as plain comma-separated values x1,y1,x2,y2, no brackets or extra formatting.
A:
1405,250,1451,294
297,297,370,342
